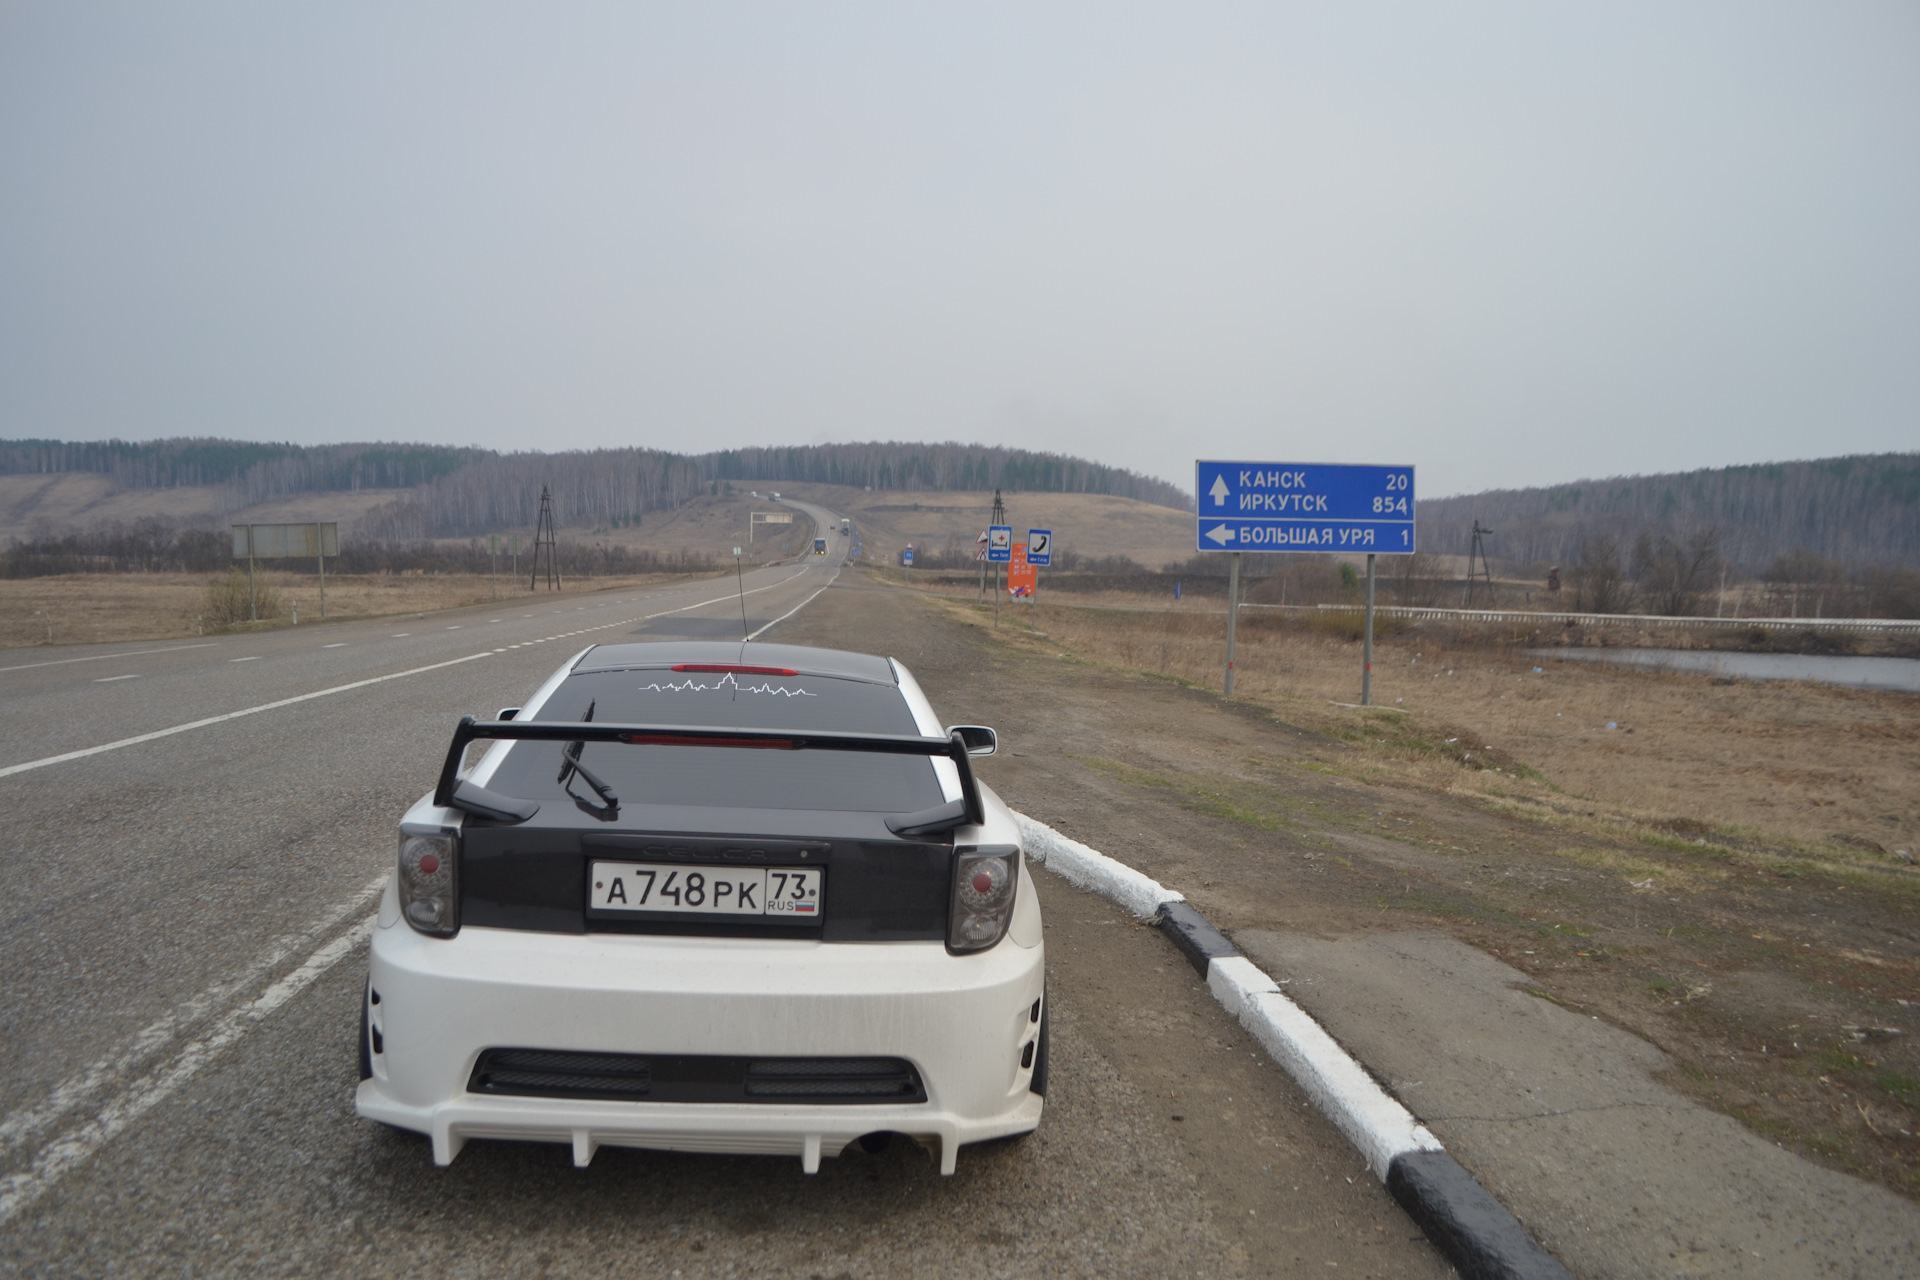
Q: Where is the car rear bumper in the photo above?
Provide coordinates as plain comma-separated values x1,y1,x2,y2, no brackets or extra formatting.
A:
358,915,1045,1174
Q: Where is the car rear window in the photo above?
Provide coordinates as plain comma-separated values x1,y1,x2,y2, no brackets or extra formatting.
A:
481,668,946,814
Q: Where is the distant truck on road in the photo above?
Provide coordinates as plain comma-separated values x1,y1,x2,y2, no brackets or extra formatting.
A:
814,538,827,555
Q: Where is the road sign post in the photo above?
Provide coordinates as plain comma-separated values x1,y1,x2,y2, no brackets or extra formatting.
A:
1195,462,1415,702
1224,552,1241,696
1027,528,1051,624
232,522,339,626
986,525,1011,628
1362,552,1376,705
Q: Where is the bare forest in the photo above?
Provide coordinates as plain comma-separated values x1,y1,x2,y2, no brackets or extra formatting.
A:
1421,453,1920,573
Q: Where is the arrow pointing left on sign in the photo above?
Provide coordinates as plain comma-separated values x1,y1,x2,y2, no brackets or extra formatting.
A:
1209,475,1230,506
1205,524,1235,545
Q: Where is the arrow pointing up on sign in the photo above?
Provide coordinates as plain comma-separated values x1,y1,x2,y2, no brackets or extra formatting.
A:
1209,475,1230,506
1205,524,1235,545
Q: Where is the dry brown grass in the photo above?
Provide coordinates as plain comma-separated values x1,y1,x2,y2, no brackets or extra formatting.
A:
934,586,1920,868
768,483,1197,569
0,569,711,649
893,573,1920,1196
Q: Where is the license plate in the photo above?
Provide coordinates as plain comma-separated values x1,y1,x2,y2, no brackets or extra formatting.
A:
589,862,823,919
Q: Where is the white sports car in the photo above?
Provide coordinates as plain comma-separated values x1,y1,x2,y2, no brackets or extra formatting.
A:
356,641,1046,1175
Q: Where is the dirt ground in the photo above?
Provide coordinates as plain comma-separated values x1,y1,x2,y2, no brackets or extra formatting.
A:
0,570,717,649
837,567,1919,1201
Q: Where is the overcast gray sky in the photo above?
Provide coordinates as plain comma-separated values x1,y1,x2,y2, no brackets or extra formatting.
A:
2,2,1915,498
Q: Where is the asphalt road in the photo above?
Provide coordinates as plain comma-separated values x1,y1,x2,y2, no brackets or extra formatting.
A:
0,500,1448,1278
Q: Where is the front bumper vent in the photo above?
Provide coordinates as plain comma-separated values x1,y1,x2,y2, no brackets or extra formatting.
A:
469,1050,925,1104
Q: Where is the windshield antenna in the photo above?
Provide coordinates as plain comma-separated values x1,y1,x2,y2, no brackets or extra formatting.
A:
735,545,749,639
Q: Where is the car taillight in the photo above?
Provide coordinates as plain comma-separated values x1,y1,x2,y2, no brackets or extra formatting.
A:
949,850,1019,953
399,833,459,937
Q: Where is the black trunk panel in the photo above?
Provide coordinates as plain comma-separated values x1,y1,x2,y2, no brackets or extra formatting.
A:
461,829,950,941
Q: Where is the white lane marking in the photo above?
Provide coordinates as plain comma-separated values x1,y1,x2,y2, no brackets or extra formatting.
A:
636,569,810,627
323,643,348,649
228,656,260,663
0,915,377,1225
746,567,842,641
0,643,219,674
0,872,389,1157
0,652,493,781
392,633,410,638
91,674,140,683
446,626,461,630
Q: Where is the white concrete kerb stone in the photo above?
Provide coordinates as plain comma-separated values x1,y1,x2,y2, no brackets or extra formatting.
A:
1015,811,1442,1183
1208,956,1441,1178
1014,813,1182,920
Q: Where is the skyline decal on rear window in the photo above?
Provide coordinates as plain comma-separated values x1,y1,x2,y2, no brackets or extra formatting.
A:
637,673,818,698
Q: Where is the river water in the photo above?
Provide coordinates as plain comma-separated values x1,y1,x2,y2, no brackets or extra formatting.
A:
1530,648,1920,694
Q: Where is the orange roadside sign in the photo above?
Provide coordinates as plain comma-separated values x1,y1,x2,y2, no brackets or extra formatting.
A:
1006,543,1036,597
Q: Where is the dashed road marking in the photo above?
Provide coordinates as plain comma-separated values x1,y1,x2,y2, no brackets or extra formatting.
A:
91,674,140,683
0,643,219,675
0,653,495,781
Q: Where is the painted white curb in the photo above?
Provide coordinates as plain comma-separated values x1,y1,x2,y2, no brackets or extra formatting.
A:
1014,813,1183,920
1015,810,1442,1183
1208,956,1442,1178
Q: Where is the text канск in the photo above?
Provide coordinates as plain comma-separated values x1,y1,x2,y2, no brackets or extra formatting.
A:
1226,524,1379,547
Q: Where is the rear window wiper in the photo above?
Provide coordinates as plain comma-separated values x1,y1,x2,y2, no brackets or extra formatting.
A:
557,701,620,812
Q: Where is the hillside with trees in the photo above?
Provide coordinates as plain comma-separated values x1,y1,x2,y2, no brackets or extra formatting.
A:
1421,454,1920,574
0,438,1190,540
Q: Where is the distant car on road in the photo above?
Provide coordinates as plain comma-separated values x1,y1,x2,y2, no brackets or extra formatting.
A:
357,642,1046,1175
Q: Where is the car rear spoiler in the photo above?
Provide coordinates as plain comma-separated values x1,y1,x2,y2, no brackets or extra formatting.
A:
433,716,984,834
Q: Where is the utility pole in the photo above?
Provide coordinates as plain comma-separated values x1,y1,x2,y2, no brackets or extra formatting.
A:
531,486,560,591
991,489,1006,624
1462,521,1495,608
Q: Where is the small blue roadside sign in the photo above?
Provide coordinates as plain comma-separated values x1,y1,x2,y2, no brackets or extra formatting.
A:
986,525,1013,562
1027,529,1052,566
1195,461,1415,554
902,546,914,566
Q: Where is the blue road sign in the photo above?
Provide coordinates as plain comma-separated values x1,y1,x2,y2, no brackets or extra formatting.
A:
902,547,914,566
1195,461,1415,554
986,525,1013,562
1027,529,1052,566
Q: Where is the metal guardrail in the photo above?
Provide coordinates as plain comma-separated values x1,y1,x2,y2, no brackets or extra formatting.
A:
1271,603,1920,634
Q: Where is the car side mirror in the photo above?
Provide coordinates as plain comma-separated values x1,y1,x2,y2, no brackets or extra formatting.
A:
496,707,521,722
948,725,997,756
